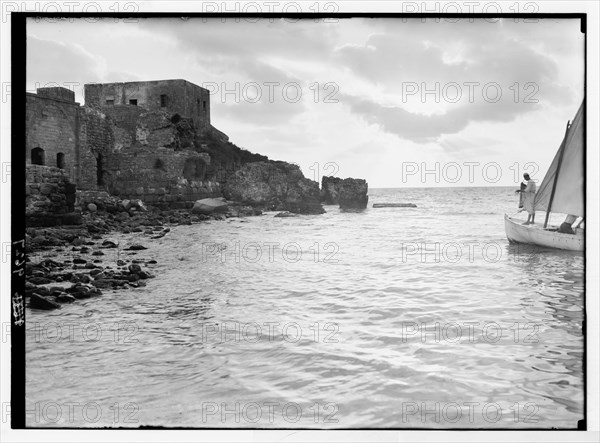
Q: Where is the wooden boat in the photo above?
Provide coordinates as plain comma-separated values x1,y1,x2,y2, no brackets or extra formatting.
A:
504,214,584,251
504,101,584,251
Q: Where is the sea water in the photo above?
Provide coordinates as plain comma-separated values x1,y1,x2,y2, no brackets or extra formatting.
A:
25,187,585,428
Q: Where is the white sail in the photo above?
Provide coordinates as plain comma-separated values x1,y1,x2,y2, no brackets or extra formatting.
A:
534,102,584,217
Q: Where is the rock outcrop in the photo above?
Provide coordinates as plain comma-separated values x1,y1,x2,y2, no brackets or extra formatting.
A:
338,178,369,211
320,176,343,205
223,161,324,215
320,175,369,211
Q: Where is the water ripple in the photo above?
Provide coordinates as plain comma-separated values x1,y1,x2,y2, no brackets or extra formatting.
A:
26,187,584,428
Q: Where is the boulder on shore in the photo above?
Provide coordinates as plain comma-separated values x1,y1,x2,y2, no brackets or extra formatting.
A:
191,198,229,215
274,211,297,218
101,239,119,248
30,293,61,310
125,244,148,251
223,161,324,215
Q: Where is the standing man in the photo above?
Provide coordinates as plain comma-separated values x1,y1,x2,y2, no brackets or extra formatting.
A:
515,173,537,225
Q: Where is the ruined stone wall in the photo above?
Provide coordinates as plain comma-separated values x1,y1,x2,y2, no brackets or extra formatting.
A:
84,80,210,132
37,87,75,102
135,111,179,149
77,107,115,190
103,147,220,209
26,165,79,226
27,81,230,207
99,105,145,151
75,103,214,204
183,80,211,135
26,91,80,183
135,110,196,150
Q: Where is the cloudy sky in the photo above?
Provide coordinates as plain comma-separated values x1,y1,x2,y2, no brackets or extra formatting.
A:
26,17,584,187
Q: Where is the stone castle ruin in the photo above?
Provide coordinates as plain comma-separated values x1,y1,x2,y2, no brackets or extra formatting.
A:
26,79,231,211
26,78,338,224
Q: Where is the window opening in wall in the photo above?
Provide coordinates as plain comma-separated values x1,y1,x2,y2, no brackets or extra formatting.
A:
56,152,65,169
203,100,207,110
160,95,167,107
129,99,138,106
105,99,114,105
31,147,45,165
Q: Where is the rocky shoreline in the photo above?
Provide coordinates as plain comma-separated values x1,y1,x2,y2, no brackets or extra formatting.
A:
25,200,262,311
26,169,370,311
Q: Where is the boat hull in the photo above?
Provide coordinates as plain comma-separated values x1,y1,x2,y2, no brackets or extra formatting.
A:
504,214,584,251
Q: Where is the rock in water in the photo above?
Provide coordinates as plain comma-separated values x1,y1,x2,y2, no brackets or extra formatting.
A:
191,198,229,215
223,161,324,215
274,211,297,218
56,293,77,303
128,264,143,274
373,203,417,208
102,239,119,248
320,176,343,204
30,293,61,310
338,178,369,211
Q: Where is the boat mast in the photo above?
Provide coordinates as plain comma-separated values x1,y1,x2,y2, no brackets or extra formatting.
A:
544,120,571,228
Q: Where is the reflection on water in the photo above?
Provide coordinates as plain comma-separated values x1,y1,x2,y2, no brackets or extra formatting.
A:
26,187,584,429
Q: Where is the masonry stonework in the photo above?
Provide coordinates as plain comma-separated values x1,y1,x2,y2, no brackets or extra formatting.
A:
26,165,79,226
84,79,212,136
26,80,231,213
26,88,80,182
103,148,220,209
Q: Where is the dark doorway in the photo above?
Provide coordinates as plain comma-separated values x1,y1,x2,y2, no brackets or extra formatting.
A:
160,95,167,107
96,154,105,186
129,99,138,106
56,152,65,169
31,147,45,165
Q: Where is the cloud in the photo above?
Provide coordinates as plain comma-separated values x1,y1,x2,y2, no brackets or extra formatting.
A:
136,17,338,61
339,92,544,143
217,98,306,126
334,18,582,107
24,17,585,186
330,18,583,144
104,71,142,82
207,58,308,126
26,35,102,98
